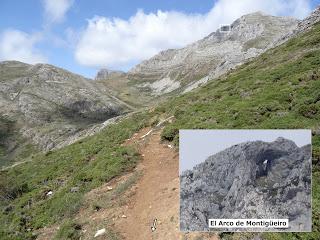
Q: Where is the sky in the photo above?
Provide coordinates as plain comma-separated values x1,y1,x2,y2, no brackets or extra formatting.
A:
0,0,319,78
179,129,311,173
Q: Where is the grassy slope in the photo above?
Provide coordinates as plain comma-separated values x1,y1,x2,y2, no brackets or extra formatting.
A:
0,22,319,240
0,113,148,239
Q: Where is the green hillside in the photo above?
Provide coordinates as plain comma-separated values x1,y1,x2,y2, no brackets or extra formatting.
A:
158,22,320,240
0,113,149,239
0,21,320,240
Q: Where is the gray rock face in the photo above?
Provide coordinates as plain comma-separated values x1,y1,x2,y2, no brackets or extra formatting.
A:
0,61,128,152
273,5,320,46
180,138,311,232
95,69,125,81
96,8,320,105
128,12,298,94
296,6,320,33
95,12,298,104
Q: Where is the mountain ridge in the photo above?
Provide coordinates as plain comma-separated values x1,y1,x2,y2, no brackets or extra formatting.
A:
0,61,131,166
96,11,299,105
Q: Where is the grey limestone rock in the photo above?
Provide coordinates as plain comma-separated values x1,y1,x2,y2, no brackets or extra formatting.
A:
95,12,299,102
95,68,126,81
180,138,311,231
128,12,298,94
296,6,320,33
95,8,320,105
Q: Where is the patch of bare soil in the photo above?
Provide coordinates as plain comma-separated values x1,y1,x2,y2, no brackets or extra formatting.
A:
36,225,59,240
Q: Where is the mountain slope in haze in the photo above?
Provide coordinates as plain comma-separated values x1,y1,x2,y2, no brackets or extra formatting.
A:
1,8,319,240
0,61,130,166
96,12,298,106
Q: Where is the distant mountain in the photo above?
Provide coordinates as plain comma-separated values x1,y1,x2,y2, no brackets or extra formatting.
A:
0,61,130,165
96,12,298,105
95,68,126,81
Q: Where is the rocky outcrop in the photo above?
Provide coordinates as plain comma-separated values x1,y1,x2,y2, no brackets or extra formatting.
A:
297,6,320,33
180,138,311,232
96,7,320,105
95,69,126,81
127,12,298,94
95,12,299,103
0,61,129,153
274,5,320,46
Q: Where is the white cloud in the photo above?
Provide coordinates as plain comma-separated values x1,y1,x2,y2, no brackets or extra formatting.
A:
43,0,74,24
0,1,74,65
75,0,312,69
0,29,47,64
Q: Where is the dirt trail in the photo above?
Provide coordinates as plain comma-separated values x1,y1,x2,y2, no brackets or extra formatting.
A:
38,127,219,239
113,128,218,240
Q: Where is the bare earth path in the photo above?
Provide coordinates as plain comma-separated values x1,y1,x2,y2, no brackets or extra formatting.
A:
37,127,219,240
113,128,219,240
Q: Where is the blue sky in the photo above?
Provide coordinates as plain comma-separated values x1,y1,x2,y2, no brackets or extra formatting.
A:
0,0,319,78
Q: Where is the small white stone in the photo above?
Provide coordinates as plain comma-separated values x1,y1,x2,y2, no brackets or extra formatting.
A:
121,215,127,218
94,228,106,238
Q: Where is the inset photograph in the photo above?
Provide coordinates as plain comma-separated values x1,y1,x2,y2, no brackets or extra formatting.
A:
180,130,312,232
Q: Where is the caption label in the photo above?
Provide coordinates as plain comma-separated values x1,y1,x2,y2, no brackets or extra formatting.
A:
208,219,289,228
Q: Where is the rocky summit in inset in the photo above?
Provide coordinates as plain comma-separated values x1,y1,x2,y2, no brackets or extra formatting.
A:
180,137,311,232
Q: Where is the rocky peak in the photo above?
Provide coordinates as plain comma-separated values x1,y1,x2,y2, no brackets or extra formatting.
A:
126,12,298,96
93,7,320,106
0,61,129,153
274,137,298,152
95,68,125,81
297,5,320,32
0,60,30,67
